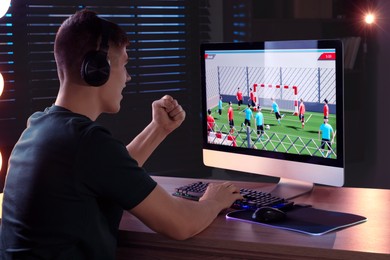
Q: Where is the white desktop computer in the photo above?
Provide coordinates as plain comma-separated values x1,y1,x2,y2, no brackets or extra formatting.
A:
201,39,344,199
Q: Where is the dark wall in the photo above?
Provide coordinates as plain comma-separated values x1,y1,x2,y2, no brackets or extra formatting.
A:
1,1,388,190
366,0,390,187
206,0,390,189
0,1,208,191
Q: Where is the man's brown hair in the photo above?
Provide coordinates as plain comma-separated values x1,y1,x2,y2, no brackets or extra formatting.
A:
54,9,129,84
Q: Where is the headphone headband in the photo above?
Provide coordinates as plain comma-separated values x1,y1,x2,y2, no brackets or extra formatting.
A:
98,18,110,52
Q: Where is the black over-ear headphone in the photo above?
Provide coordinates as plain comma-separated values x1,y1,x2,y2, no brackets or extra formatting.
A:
81,19,111,87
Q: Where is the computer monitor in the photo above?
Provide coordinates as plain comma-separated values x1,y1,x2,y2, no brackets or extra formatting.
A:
200,39,344,199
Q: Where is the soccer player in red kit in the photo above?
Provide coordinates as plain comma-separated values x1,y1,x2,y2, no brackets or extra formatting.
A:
248,88,256,108
299,98,305,128
323,98,329,119
227,101,234,133
236,87,243,110
207,109,215,133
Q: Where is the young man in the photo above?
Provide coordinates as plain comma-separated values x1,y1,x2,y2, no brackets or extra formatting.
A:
298,98,305,128
0,10,242,260
236,87,243,110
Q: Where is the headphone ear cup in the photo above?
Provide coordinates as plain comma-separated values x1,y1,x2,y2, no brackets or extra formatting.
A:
81,50,110,87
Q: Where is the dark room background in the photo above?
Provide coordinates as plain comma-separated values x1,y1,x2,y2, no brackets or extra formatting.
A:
0,0,389,191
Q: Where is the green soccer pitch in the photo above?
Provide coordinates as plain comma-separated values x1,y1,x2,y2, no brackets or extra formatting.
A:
209,102,337,159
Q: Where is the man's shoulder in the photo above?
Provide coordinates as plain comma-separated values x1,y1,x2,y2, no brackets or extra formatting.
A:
28,106,110,140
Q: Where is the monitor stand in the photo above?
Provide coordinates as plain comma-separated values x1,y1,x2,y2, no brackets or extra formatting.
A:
269,178,314,200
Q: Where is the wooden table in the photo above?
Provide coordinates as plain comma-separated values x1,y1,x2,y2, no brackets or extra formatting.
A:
116,176,390,259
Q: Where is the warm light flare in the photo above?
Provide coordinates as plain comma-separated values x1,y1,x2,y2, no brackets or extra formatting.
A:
365,13,375,25
0,150,2,172
0,0,11,19
0,72,4,97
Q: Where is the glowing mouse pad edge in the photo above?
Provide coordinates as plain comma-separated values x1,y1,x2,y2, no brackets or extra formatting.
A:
226,207,367,236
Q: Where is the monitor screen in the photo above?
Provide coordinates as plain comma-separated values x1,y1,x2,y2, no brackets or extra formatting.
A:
200,40,344,199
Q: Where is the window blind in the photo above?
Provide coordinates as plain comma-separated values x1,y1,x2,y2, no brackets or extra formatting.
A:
0,0,210,189
223,0,252,42
0,8,16,141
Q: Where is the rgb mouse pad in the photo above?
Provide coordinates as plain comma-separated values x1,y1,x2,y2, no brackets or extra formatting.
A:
226,207,366,235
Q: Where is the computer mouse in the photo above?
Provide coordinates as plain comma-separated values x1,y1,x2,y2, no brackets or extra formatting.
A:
252,207,287,223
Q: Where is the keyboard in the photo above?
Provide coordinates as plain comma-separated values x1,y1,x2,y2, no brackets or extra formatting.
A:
173,181,294,211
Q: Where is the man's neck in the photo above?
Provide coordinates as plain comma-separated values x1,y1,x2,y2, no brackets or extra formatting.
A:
55,85,101,121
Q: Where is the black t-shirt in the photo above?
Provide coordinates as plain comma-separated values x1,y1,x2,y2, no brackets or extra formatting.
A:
0,105,157,259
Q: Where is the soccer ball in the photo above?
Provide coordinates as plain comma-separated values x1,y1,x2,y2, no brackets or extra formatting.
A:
265,124,270,130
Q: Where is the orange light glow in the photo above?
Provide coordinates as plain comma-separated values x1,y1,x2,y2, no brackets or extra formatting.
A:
0,0,11,19
0,72,3,172
365,13,375,24
0,72,4,97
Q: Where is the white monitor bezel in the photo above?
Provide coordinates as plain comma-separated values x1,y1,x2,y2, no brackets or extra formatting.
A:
200,39,344,197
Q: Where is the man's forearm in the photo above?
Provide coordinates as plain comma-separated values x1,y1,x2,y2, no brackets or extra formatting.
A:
126,122,169,166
